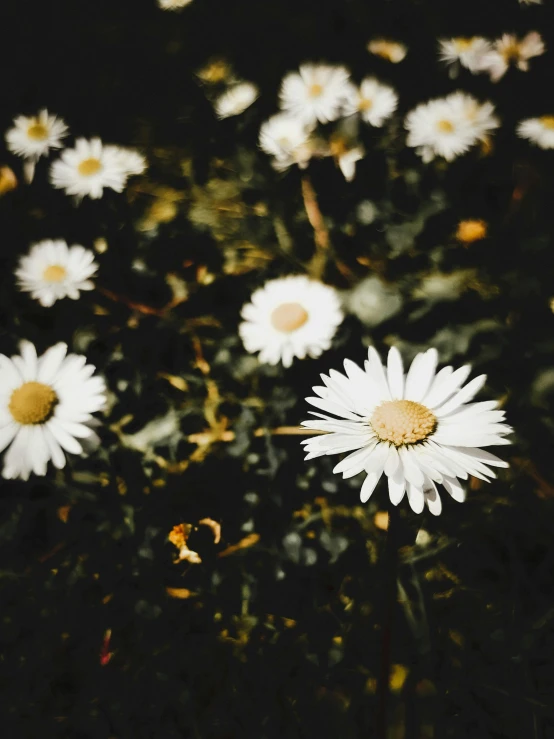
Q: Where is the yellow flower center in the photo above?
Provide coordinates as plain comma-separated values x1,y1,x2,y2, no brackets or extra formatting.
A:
309,83,324,98
43,264,67,282
540,116,554,130
270,302,309,332
456,219,487,243
454,38,473,52
437,119,454,133
370,399,437,447
502,41,521,63
9,382,58,425
77,157,102,177
359,97,373,112
27,122,49,141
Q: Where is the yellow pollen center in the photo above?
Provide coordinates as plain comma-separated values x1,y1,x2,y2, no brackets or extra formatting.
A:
9,382,58,425
270,302,309,333
540,116,554,130
77,157,102,176
502,42,521,62
27,122,49,141
43,264,67,282
359,97,373,112
309,83,324,98
456,219,487,243
454,38,473,52
370,399,437,447
437,119,454,133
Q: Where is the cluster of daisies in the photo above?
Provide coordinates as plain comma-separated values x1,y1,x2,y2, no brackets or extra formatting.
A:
5,109,146,199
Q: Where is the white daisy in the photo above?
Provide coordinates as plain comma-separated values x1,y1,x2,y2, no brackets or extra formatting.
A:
367,39,407,63
106,146,147,177
239,275,344,368
50,138,128,200
158,0,193,8
15,239,98,307
279,64,351,125
517,116,554,149
0,341,107,480
259,113,314,171
478,32,545,82
342,78,398,127
214,82,259,119
447,92,500,142
301,346,512,515
5,109,68,183
438,37,492,76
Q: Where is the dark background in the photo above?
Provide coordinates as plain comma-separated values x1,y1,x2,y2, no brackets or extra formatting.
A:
2,1,554,737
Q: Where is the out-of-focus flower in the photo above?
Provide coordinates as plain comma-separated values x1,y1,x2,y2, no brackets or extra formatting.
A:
517,116,554,149
258,113,314,171
405,92,499,162
50,138,130,200
342,77,398,127
438,37,492,76
279,63,352,125
478,32,545,81
0,341,106,480
107,146,147,177
158,0,194,9
168,524,202,564
301,346,512,515
6,109,68,183
367,39,407,63
196,58,233,84
456,219,488,243
343,275,403,327
15,240,98,307
239,275,343,368
214,82,259,118
329,135,364,181
0,166,17,195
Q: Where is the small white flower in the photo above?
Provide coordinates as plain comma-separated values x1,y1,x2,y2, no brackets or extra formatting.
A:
367,39,407,63
5,109,68,162
342,78,398,127
15,240,98,307
214,82,259,118
478,32,545,81
517,116,554,149
279,63,352,125
259,113,314,171
405,93,498,162
239,275,344,368
438,37,492,76
158,0,193,9
301,346,512,515
0,341,106,480
50,138,128,200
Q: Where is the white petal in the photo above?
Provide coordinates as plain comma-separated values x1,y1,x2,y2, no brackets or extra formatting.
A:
404,349,438,402
43,427,66,469
388,470,406,505
2,426,32,480
0,423,18,453
399,447,425,487
442,475,466,502
305,396,363,421
425,365,471,409
37,343,68,384
332,442,378,477
434,375,487,416
406,483,425,514
365,347,392,401
424,481,442,516
47,418,83,455
18,341,38,381
386,347,404,399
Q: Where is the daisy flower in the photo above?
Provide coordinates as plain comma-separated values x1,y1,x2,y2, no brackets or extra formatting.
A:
259,113,314,171
239,275,344,368
478,32,545,82
367,39,407,63
158,0,193,8
214,82,259,119
438,37,492,76
279,64,352,125
342,78,398,127
447,92,500,141
5,109,68,183
0,341,106,480
517,116,554,149
15,239,98,307
50,138,129,200
301,346,512,515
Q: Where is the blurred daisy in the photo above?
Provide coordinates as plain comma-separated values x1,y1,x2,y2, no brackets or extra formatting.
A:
329,136,364,181
5,109,68,183
517,116,554,149
15,240,98,307
478,32,545,81
342,78,398,127
367,39,407,63
301,346,512,515
438,37,492,76
106,146,147,176
50,138,128,200
279,64,351,125
158,0,193,8
0,341,106,480
239,275,344,368
214,82,259,118
259,113,314,171
447,92,500,141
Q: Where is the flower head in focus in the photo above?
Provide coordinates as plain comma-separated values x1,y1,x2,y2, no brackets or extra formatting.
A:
478,32,545,81
367,39,407,63
517,116,554,149
214,82,259,119
342,77,398,127
279,63,352,125
239,275,344,367
259,113,314,171
438,37,492,76
301,346,512,515
0,341,106,480
15,240,98,307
